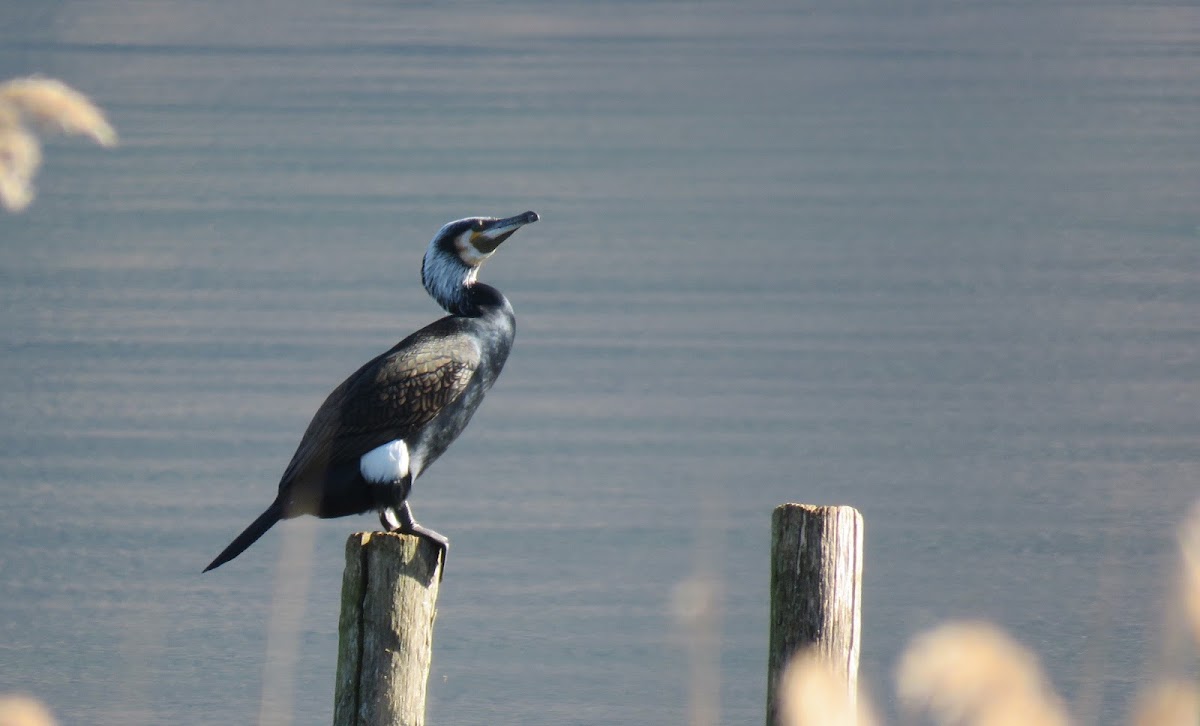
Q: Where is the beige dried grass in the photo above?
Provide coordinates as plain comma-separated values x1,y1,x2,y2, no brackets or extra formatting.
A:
0,695,56,726
896,621,1072,726
0,123,41,212
1130,680,1200,726
1125,503,1200,726
778,649,878,726
0,76,116,212
0,77,116,147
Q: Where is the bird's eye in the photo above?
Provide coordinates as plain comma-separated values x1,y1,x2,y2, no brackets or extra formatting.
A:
473,220,486,231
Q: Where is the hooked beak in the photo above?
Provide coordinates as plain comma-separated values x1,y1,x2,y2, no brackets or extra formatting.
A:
472,211,539,253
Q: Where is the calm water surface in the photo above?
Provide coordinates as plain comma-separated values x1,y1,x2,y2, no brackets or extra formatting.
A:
1,1,1198,724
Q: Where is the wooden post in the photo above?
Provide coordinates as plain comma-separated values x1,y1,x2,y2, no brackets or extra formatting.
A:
766,504,863,726
333,531,444,726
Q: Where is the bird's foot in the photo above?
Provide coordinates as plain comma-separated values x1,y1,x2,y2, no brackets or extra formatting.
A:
380,503,448,578
403,521,450,556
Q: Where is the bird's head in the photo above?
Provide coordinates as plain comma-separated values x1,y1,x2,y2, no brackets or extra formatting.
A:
422,211,539,312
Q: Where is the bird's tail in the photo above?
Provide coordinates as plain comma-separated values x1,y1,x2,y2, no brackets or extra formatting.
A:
203,500,284,572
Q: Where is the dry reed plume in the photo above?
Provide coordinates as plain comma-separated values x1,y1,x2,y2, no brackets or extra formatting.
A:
895,621,1072,726
778,649,877,726
1125,501,1200,726
0,695,56,726
0,77,117,212
1130,681,1199,726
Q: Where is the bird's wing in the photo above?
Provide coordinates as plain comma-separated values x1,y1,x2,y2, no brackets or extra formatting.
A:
279,329,481,488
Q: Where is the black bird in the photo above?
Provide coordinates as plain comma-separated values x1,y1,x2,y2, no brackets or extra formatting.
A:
204,211,538,572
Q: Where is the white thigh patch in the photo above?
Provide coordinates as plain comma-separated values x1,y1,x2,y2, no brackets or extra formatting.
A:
359,439,410,483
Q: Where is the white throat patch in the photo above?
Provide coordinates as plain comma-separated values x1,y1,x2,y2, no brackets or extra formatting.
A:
359,439,410,483
457,233,492,266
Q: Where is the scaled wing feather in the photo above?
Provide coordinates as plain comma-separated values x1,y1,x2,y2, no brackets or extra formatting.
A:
279,331,481,488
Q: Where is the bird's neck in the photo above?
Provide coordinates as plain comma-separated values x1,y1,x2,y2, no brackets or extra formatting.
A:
422,257,505,318
423,250,472,314
454,282,511,318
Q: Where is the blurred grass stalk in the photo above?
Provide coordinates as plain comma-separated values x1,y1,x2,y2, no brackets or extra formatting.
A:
0,76,117,212
258,517,318,726
1179,503,1200,650
673,490,726,726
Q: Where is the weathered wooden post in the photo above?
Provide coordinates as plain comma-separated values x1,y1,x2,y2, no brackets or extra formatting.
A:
333,531,444,726
766,504,863,726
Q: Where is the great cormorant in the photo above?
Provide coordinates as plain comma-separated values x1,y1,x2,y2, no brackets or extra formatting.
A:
203,211,538,572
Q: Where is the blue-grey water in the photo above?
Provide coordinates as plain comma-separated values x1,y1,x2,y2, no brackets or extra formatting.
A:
2,1,1198,724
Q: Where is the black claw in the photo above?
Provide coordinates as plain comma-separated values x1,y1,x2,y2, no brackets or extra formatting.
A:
407,524,448,582
380,503,448,580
